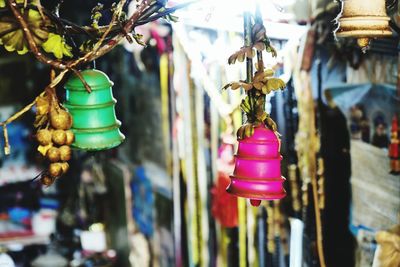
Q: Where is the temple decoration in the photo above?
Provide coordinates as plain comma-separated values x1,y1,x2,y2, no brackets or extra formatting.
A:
35,76,74,185
223,12,286,206
335,0,392,50
64,69,125,151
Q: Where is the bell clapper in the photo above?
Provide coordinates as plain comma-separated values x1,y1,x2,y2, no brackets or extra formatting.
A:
250,199,262,207
357,37,371,53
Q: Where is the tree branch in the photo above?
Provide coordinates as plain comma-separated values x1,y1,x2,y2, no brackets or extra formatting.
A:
6,0,69,69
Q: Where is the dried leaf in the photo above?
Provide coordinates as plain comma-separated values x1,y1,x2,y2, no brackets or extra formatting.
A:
36,95,50,115
231,82,241,90
228,48,246,64
261,85,270,94
240,98,251,113
266,78,286,91
252,23,266,42
266,44,277,57
132,33,146,46
37,144,52,156
256,111,268,122
253,42,265,51
256,97,265,106
253,81,264,90
34,114,47,128
265,117,277,132
244,124,254,138
228,54,237,64
253,71,264,82
263,69,274,78
224,81,253,91
240,104,250,114
245,47,255,59
241,82,253,91
222,83,232,90
237,125,245,140
237,52,245,62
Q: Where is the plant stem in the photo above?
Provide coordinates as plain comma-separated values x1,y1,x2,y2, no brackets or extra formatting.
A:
244,12,254,123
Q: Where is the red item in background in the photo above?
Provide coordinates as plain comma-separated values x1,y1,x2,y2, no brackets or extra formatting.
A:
389,116,399,159
211,171,238,228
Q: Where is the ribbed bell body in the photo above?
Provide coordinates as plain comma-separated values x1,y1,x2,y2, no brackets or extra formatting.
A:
64,69,125,151
227,125,286,206
336,0,392,47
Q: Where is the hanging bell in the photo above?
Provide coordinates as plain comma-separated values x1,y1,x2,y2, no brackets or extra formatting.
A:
335,0,392,49
227,125,286,206
64,69,125,151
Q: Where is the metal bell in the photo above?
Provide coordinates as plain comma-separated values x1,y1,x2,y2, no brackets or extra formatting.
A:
335,0,392,49
227,125,286,206
64,69,125,151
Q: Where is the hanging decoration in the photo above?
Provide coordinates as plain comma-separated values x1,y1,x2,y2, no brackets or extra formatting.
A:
224,12,286,206
35,90,73,185
334,0,392,50
64,69,125,151
0,0,188,184
227,125,286,206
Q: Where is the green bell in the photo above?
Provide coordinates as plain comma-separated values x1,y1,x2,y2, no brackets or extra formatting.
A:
64,69,125,151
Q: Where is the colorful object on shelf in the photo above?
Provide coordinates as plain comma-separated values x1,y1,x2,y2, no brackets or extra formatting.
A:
227,125,286,206
335,0,392,49
389,115,400,175
64,69,125,151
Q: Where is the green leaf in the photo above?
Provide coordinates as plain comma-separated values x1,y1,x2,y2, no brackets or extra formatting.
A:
42,33,73,59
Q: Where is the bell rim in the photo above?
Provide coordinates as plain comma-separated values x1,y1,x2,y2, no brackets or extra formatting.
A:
237,139,279,144
65,81,114,91
233,154,283,161
70,120,122,133
71,134,125,151
338,16,390,22
226,190,286,200
64,99,117,110
229,175,286,182
336,30,392,38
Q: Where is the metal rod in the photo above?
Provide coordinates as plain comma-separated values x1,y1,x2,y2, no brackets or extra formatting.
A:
239,12,253,267
244,13,253,83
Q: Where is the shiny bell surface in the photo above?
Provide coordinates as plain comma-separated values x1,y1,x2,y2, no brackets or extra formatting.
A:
64,69,125,151
227,125,286,205
336,0,392,48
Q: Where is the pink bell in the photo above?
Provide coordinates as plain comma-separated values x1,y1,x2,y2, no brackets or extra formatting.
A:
227,125,286,206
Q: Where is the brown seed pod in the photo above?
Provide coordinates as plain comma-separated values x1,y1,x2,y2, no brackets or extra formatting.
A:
50,110,72,130
60,162,69,174
41,175,55,186
65,130,75,145
47,147,60,162
52,129,67,145
36,129,52,146
49,163,63,178
59,145,71,162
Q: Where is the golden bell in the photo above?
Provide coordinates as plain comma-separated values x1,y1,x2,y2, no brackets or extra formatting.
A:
335,0,392,49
